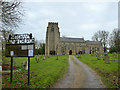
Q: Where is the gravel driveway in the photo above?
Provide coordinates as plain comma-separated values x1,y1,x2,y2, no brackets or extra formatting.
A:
53,55,106,88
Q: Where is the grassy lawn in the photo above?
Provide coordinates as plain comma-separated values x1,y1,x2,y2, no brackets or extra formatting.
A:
2,55,69,88
75,54,118,88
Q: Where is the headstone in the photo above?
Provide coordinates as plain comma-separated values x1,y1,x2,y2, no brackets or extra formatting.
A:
41,56,43,59
43,56,46,60
97,53,101,60
113,53,117,58
91,53,94,56
35,56,39,63
56,55,58,60
101,53,104,60
21,61,25,70
104,54,110,63
38,55,40,60
77,54,81,58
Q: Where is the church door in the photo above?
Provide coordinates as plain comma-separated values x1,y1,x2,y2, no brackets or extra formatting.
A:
69,50,72,55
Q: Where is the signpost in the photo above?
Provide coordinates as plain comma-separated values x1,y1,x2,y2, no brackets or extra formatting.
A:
5,33,35,85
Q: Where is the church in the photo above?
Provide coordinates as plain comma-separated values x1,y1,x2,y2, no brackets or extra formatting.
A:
45,22,103,55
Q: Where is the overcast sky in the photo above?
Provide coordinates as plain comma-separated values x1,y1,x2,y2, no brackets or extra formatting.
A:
17,2,118,42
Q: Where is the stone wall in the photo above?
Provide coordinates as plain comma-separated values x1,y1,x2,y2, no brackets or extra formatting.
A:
57,42,103,55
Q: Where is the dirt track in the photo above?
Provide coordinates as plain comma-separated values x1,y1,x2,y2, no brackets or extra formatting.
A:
53,55,106,88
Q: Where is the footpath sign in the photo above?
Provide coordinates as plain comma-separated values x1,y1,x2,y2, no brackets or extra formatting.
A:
5,33,35,85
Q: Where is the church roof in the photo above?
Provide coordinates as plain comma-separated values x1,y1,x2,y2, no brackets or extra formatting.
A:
86,40,101,44
60,37,85,43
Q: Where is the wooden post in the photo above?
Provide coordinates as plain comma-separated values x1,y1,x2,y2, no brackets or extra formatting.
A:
10,57,13,83
28,57,30,85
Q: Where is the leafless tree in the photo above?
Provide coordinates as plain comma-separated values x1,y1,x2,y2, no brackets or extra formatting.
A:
92,32,99,41
1,30,14,64
109,28,120,52
35,39,44,49
0,1,24,31
92,30,109,52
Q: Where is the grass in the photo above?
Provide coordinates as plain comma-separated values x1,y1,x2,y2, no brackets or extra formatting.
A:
2,55,69,88
75,54,118,88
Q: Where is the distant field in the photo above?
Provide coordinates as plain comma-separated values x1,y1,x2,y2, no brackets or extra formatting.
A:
2,55,69,88
75,54,118,88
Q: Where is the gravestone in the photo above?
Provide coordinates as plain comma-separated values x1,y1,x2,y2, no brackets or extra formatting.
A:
97,53,101,60
101,53,104,60
95,53,97,57
113,53,117,58
43,56,46,60
104,54,110,64
38,55,40,60
21,61,28,70
78,54,81,58
35,55,39,63
91,51,94,56
21,61,24,70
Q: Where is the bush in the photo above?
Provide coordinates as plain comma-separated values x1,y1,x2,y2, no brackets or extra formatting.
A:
109,46,117,53
49,50,56,55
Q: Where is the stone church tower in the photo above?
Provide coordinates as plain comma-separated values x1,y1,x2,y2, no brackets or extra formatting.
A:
45,22,60,56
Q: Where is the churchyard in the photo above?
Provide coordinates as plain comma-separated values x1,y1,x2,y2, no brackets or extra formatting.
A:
75,53,119,88
2,55,68,88
2,53,119,88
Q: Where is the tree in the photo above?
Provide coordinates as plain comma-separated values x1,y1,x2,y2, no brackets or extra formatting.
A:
1,30,14,64
109,29,120,53
92,30,109,52
35,39,45,55
1,1,24,31
0,1,24,65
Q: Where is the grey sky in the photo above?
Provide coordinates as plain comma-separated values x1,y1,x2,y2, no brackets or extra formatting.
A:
17,2,118,42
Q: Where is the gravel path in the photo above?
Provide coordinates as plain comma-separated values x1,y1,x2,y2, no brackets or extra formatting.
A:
53,55,106,88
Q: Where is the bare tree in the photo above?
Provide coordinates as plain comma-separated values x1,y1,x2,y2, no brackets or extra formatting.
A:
35,39,40,49
92,30,109,52
109,33,114,47
1,30,14,64
109,28,120,52
92,32,99,41
1,1,24,31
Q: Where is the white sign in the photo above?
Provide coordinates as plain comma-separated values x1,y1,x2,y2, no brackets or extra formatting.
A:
10,51,14,56
28,50,33,56
28,45,33,50
21,45,28,50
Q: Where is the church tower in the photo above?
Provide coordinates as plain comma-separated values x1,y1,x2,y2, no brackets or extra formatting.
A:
45,22,60,56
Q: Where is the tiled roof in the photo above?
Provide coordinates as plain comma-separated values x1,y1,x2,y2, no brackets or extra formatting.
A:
60,37,85,43
86,40,101,44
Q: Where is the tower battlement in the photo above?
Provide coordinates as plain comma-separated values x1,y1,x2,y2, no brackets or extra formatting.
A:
48,22,58,25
